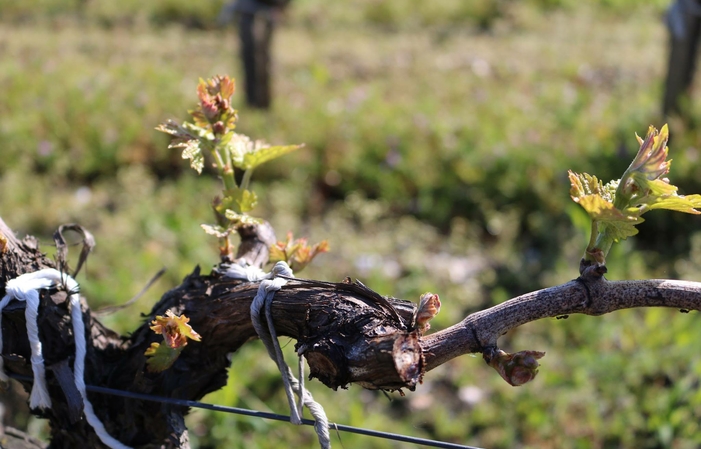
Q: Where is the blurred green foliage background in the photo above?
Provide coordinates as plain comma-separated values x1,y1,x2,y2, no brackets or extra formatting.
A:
2,0,701,447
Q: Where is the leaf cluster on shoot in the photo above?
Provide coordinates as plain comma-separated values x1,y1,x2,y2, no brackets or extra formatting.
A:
569,124,701,266
269,232,330,273
156,75,303,260
150,75,331,370
145,311,202,373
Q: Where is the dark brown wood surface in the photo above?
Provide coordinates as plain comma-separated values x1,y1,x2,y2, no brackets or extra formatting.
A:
2,216,701,448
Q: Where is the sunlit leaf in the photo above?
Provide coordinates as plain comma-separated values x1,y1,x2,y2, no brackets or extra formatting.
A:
241,144,303,170
631,174,677,197
201,224,231,238
573,194,632,222
217,76,235,99
225,188,258,213
626,172,701,215
224,209,263,226
183,122,213,140
225,132,302,170
569,171,604,199
268,244,287,264
573,194,641,241
155,120,189,138
269,232,329,272
150,310,201,349
627,124,671,181
156,120,208,173
645,193,701,214
179,140,204,174
571,125,701,264
598,218,641,242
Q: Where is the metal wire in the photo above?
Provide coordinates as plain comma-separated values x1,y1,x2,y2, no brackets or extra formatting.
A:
8,373,484,449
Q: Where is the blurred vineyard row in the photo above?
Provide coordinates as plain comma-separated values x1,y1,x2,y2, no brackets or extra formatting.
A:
2,0,701,448
0,0,669,29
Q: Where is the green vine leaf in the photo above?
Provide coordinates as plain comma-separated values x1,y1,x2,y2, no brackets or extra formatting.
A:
241,144,303,170
626,172,701,214
180,141,205,174
568,172,617,203
201,224,231,239
570,124,701,265
155,120,205,174
150,310,201,348
597,216,643,242
157,75,304,260
568,189,642,240
224,209,263,226
269,232,330,272
226,132,302,170
228,188,258,213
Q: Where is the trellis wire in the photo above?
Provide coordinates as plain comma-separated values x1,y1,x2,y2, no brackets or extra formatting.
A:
8,373,484,449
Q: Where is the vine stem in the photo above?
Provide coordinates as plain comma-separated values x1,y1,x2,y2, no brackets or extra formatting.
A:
583,220,599,263
240,169,254,192
420,273,701,372
211,147,236,192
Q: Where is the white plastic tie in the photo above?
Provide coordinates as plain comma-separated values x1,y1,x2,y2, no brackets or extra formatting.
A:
0,269,132,449
221,261,269,282
1,270,58,408
228,261,331,448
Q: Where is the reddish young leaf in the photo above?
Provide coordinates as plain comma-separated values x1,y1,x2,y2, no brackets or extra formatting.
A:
150,310,201,350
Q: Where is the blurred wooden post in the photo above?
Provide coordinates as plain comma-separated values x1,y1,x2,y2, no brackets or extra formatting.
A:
663,0,701,116
221,0,290,109
239,9,274,109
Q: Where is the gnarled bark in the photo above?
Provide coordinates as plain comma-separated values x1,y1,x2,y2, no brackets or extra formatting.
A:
1,217,701,448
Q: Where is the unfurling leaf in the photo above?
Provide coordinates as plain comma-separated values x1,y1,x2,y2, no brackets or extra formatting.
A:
269,232,330,273
144,342,183,373
155,119,191,139
626,172,701,215
145,311,200,371
150,310,201,349
568,171,617,204
156,120,206,173
201,224,231,239
569,171,641,243
571,190,625,222
224,209,263,226
268,243,287,264
627,124,671,183
570,124,701,264
193,76,238,132
162,75,305,259
180,140,205,174
225,188,258,213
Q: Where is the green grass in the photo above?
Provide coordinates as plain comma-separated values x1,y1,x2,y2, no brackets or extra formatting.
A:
2,1,701,448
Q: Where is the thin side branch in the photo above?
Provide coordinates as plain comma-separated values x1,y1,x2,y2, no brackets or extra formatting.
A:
421,265,701,373
3,218,701,447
